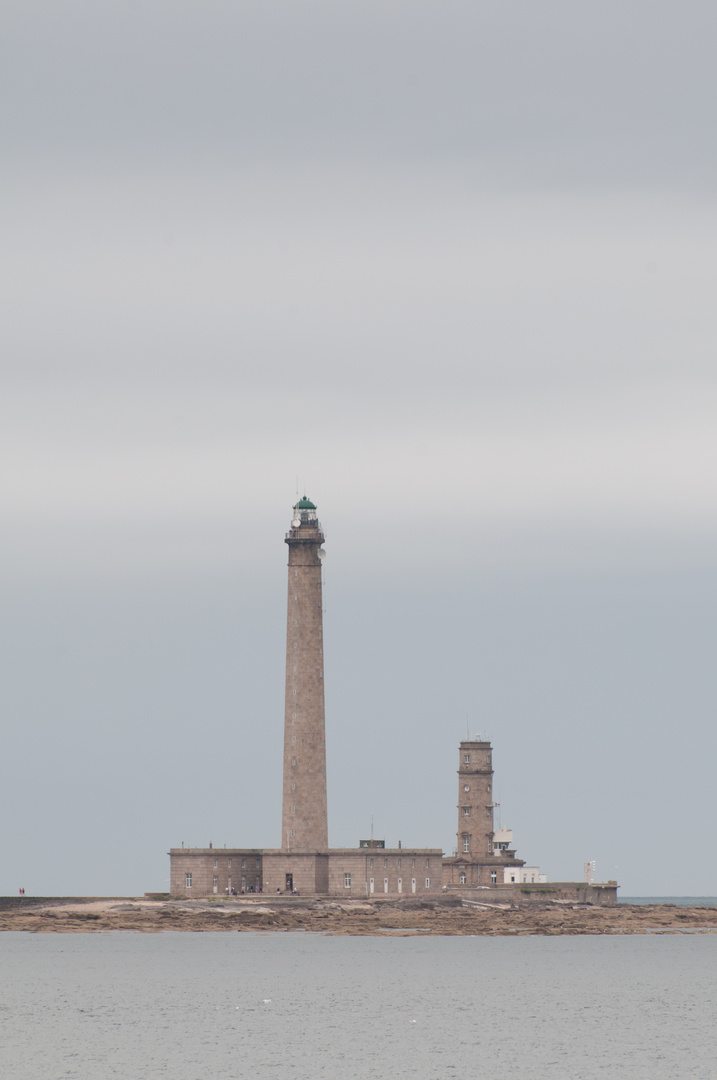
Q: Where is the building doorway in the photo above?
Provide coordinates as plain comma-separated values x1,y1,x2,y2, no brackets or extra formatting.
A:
369,877,374,894
285,873,293,892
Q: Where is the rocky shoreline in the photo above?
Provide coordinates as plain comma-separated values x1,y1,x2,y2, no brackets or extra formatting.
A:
2,896,717,935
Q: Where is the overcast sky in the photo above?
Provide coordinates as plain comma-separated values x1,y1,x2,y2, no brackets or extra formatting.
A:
2,0,716,897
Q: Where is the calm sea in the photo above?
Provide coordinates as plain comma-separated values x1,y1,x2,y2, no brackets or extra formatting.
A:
1,931,715,1079
620,897,717,906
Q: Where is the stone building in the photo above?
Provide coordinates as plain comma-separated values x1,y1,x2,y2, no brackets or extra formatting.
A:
443,740,527,889
168,497,617,905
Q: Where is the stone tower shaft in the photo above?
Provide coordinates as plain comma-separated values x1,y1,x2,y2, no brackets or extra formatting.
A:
457,740,494,859
281,497,328,852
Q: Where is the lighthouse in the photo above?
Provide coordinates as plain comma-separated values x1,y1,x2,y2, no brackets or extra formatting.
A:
281,496,328,852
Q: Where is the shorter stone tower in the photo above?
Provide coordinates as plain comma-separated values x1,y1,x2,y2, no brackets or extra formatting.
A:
456,740,495,860
442,738,525,890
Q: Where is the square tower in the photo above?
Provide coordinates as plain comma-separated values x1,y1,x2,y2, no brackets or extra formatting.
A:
457,740,494,859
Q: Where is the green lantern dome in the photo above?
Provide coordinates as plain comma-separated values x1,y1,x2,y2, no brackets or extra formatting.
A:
295,496,316,510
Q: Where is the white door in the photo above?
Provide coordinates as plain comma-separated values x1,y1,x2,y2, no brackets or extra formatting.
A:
384,878,388,893
411,878,416,893
369,877,374,894
398,878,402,893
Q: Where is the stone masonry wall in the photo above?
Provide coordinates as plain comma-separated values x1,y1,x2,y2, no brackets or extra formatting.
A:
282,521,328,852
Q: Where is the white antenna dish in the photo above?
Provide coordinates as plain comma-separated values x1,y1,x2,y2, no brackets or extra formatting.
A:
292,517,301,527
318,549,326,559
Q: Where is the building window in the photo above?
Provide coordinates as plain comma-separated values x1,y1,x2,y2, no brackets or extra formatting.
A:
425,859,430,868
291,782,296,790
490,871,497,884
291,829,295,837
369,878,374,894
256,859,260,868
291,758,296,766
464,754,470,763
344,873,351,887
213,876,218,892
291,806,295,814
462,807,470,815
369,858,373,868
213,859,218,868
463,836,470,852
185,873,192,888
425,878,430,888
384,858,388,868
227,860,231,868
292,735,296,743
227,877,231,889
397,858,401,868
242,859,246,868
412,859,415,868
459,872,467,885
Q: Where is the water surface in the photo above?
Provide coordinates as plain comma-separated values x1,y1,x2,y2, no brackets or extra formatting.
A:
1,932,714,1078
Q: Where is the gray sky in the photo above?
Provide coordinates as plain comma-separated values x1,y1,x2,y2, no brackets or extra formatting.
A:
2,0,716,896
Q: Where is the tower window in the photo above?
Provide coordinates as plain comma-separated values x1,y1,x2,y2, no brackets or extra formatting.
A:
228,860,231,868
463,807,470,815
185,873,192,888
459,872,467,885
291,782,295,791
425,878,430,889
291,758,296,766
213,859,218,868
463,836,470,852
464,754,470,763
291,806,295,813
490,871,497,884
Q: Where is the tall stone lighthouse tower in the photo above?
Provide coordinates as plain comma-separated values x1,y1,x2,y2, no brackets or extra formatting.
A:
281,496,328,853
